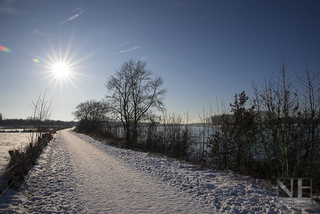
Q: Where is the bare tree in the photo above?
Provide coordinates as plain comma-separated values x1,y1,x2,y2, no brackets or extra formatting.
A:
252,56,305,177
72,99,109,133
296,63,320,177
29,89,52,144
105,59,168,147
271,56,299,175
30,89,52,135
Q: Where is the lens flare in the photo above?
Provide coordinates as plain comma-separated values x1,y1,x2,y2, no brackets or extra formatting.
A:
33,58,40,63
0,45,12,53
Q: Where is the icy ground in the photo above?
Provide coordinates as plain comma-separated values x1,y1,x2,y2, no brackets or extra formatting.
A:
0,129,319,213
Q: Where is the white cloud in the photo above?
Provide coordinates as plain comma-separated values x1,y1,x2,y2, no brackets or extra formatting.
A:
72,7,84,13
59,8,85,25
118,42,129,47
114,46,142,54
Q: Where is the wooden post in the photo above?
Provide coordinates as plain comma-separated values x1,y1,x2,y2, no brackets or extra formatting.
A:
8,150,14,159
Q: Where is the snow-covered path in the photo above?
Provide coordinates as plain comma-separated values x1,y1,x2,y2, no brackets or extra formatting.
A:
62,129,209,213
1,129,319,213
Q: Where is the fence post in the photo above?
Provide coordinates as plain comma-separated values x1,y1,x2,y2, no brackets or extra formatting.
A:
8,150,14,159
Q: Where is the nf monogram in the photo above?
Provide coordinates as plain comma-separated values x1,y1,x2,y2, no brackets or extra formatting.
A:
277,178,312,205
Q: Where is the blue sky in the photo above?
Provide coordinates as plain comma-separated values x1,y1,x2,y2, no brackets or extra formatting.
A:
1,0,320,122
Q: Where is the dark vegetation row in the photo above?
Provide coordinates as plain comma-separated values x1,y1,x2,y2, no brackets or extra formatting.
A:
73,58,319,197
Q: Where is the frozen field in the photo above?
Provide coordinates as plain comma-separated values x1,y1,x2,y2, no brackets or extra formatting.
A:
0,129,319,213
0,131,34,170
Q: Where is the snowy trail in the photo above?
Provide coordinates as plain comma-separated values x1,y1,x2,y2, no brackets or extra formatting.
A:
62,129,209,213
1,129,319,213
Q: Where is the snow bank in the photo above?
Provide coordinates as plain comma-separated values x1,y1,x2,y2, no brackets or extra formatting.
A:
81,134,320,214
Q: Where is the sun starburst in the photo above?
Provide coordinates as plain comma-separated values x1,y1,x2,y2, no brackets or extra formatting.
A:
30,32,104,99
53,62,70,78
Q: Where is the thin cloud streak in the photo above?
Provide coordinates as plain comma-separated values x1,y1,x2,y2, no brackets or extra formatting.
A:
114,46,141,54
118,42,129,47
22,29,46,37
72,7,84,13
200,13,215,18
59,8,85,25
0,5,20,14
0,0,20,15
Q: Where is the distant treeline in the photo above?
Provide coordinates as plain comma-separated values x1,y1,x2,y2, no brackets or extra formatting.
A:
0,118,77,128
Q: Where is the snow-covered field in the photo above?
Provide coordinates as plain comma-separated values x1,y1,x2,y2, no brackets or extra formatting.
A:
0,132,33,170
0,129,319,213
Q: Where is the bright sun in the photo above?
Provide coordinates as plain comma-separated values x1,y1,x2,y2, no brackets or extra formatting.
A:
53,63,70,78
